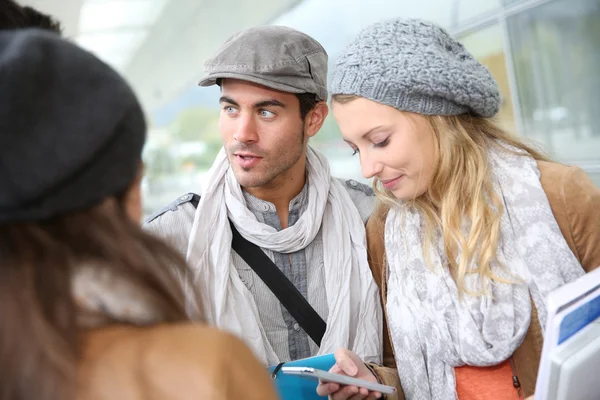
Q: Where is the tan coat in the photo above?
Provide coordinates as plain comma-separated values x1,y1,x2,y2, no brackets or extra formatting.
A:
367,162,600,399
77,323,279,400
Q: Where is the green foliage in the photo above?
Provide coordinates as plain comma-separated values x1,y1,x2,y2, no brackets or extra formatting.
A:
171,106,221,143
311,114,343,145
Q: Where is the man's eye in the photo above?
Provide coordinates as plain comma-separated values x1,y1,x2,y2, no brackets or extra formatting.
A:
259,110,275,118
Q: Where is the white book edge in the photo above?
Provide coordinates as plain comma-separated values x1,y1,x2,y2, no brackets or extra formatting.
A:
535,266,600,400
547,317,600,400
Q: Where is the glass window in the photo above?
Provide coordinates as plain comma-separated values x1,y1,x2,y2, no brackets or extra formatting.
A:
503,0,526,5
507,0,600,163
459,24,517,134
455,0,501,25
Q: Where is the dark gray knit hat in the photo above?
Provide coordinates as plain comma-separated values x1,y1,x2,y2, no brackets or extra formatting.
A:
330,18,501,118
199,25,328,101
0,29,146,222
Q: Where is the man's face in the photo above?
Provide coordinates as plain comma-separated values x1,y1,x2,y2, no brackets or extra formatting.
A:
218,79,307,189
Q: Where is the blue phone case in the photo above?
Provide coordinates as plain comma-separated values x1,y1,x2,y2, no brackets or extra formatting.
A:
268,354,336,400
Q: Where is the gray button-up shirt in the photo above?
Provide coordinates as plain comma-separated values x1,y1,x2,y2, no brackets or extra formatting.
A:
237,184,325,360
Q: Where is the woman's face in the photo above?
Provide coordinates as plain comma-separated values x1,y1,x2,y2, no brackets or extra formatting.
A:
332,97,437,200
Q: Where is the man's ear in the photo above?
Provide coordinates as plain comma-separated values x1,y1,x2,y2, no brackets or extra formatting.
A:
304,102,329,138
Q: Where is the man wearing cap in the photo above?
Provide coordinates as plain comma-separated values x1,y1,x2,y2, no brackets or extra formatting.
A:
145,25,382,366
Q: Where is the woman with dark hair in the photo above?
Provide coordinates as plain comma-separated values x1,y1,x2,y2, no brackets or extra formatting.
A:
0,29,277,400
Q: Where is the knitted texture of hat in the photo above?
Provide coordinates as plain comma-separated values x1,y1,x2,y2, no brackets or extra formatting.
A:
330,18,501,117
0,29,146,222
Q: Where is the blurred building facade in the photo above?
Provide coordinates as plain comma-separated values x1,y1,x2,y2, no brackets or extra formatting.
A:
24,0,600,215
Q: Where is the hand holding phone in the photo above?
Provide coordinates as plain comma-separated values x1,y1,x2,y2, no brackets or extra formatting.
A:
282,367,396,395
312,348,392,399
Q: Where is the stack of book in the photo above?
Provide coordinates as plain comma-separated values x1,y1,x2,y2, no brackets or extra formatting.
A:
535,267,600,400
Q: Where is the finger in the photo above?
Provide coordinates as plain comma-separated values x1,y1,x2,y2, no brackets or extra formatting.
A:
316,382,340,396
339,385,361,398
347,392,368,400
336,355,358,376
359,388,382,399
328,385,359,400
330,364,343,374
334,348,359,376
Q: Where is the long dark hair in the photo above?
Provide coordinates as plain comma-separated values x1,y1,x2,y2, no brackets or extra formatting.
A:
0,196,196,400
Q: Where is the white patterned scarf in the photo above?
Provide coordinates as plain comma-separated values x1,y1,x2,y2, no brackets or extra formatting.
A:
385,145,585,399
72,265,169,327
186,146,382,365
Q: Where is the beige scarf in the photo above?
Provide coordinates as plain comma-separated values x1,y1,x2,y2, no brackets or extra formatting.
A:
185,146,382,365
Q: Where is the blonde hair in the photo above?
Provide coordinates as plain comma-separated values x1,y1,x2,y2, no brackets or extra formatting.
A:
333,94,550,297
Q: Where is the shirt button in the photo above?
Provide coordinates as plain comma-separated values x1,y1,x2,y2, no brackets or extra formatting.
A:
293,323,301,332
349,180,358,187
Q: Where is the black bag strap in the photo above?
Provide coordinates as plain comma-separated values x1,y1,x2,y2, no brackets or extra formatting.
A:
229,220,327,346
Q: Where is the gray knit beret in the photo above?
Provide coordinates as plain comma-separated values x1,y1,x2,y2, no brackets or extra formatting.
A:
0,29,146,222
330,18,501,118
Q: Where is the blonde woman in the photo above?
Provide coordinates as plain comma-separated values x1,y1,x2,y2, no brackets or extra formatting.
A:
316,18,600,400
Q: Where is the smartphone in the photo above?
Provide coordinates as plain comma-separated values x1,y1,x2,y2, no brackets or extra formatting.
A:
281,366,397,394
